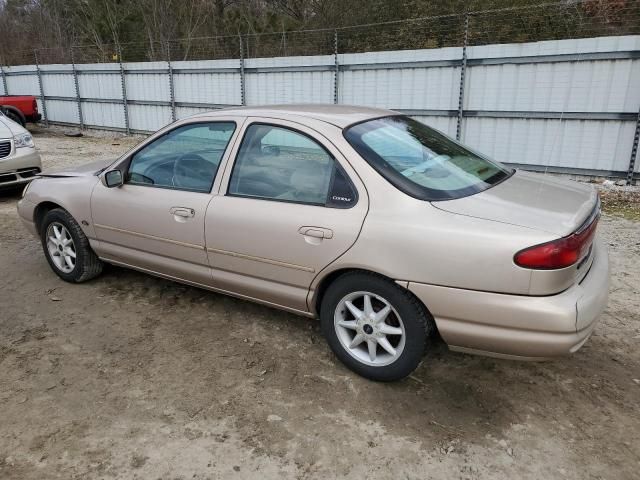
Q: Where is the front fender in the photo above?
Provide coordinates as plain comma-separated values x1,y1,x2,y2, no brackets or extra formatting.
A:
20,176,100,240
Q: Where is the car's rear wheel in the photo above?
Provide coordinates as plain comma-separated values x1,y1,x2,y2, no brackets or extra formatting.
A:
40,208,103,282
320,272,433,381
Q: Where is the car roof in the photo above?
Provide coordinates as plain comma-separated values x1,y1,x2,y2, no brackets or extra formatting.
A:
191,104,398,128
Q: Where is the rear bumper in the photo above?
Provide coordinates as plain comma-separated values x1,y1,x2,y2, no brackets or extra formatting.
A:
26,113,42,123
408,237,609,360
0,149,42,189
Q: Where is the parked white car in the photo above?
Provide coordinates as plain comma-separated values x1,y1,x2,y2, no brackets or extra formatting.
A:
0,110,42,190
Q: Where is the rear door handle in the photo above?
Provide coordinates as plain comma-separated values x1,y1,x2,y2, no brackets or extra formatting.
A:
298,226,333,239
170,207,195,218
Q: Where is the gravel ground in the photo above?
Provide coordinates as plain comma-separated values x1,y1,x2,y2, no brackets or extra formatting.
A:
1,128,639,479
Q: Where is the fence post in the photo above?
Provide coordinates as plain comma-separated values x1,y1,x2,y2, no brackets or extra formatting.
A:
34,50,49,127
166,42,176,122
627,108,640,185
238,34,246,106
70,48,84,130
0,64,8,96
117,46,130,135
333,30,339,104
456,14,469,141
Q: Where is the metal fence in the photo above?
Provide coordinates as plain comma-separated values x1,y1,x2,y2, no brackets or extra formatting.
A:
1,4,639,183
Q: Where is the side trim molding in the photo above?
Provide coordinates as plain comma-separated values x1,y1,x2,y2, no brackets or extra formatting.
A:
206,247,315,273
94,223,205,250
99,256,314,317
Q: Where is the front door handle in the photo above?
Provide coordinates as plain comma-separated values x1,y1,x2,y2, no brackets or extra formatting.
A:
298,226,334,239
170,207,195,218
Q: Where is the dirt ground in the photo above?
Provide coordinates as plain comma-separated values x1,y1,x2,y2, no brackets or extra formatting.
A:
1,127,639,480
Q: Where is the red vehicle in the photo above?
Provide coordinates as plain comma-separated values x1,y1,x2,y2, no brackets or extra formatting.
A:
0,95,42,127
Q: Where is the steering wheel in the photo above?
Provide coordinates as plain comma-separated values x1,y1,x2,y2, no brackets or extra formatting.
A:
172,153,212,189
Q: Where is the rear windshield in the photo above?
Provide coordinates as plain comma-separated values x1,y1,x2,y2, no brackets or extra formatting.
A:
344,116,512,201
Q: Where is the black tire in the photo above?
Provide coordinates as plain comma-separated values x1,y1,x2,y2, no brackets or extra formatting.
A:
40,208,103,283
320,271,434,382
4,109,26,127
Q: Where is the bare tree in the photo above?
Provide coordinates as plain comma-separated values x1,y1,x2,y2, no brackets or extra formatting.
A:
73,0,136,57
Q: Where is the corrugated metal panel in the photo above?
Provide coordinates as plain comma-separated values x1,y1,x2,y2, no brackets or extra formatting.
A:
44,99,79,124
341,67,460,109
125,61,167,70
339,47,462,64
462,117,635,172
124,61,170,104
340,48,462,109
468,35,640,58
466,36,640,114
245,70,333,104
172,59,241,105
126,73,170,101
82,101,126,129
465,57,639,113
245,55,334,105
127,104,172,132
42,73,77,97
78,73,122,100
174,74,240,104
5,67,39,95
247,55,333,68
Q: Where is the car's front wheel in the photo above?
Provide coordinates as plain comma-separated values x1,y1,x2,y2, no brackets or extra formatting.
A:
320,272,434,381
40,208,103,282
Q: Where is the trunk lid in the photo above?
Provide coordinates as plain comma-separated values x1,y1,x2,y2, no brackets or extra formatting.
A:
433,170,598,237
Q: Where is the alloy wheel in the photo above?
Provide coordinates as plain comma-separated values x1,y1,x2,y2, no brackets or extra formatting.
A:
334,291,406,367
46,222,76,273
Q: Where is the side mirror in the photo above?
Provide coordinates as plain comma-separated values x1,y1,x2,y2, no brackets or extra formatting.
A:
104,169,124,188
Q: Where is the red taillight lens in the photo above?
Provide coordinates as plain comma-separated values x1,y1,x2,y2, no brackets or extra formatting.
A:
33,99,38,112
514,215,599,270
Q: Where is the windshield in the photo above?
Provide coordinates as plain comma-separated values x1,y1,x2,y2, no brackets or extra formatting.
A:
344,116,512,201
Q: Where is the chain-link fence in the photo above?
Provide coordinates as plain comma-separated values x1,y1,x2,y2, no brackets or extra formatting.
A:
2,0,639,66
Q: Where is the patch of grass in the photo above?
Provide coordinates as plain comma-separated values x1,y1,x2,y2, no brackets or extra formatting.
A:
602,205,640,222
598,188,640,222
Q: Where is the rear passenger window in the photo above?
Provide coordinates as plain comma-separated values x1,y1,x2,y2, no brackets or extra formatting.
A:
228,124,356,207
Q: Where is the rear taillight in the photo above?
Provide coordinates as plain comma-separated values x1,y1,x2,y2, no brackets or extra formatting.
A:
514,214,599,270
33,99,38,112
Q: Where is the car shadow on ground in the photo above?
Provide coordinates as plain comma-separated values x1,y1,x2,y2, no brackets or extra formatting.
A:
77,264,627,446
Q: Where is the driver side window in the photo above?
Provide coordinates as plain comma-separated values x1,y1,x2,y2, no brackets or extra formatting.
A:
128,122,236,193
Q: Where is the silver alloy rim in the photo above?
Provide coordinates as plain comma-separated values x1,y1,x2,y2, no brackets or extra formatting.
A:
46,222,76,273
334,291,406,367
